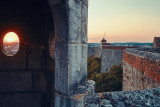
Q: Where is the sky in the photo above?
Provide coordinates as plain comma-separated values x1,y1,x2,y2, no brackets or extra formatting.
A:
88,0,160,43
3,32,19,43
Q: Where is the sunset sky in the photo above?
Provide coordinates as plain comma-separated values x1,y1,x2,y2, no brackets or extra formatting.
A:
88,0,160,43
3,32,19,43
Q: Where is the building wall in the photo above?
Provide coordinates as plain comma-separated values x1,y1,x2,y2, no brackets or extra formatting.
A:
101,49,123,72
88,47,101,57
123,48,160,91
153,37,160,48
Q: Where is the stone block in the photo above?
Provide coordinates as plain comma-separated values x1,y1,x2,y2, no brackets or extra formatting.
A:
68,0,82,43
55,43,69,94
0,44,27,70
0,93,43,107
68,44,87,94
101,49,123,72
28,46,41,70
33,71,47,93
0,71,32,92
50,0,88,43
55,43,87,95
55,92,83,107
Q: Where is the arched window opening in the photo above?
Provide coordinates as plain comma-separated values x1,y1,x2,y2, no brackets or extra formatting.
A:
2,32,20,56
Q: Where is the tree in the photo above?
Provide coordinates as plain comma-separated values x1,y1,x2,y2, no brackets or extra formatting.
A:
87,55,123,92
87,55,101,79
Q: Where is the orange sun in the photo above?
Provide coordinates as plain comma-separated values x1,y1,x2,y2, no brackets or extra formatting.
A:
3,32,19,43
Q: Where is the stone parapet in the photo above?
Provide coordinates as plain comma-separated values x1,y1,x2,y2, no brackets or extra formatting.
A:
124,48,160,84
85,88,160,107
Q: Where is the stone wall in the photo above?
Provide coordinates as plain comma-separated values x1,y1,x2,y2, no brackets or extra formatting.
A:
0,0,55,106
100,46,136,73
88,47,101,57
85,87,160,107
0,45,54,107
48,0,89,107
101,49,123,72
153,37,160,48
123,48,160,91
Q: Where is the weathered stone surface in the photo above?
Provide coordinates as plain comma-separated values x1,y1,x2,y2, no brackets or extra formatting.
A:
51,5,69,43
101,49,123,72
55,43,87,95
55,43,69,94
123,48,160,89
123,61,160,91
85,88,160,107
82,0,88,6
88,47,101,57
0,71,32,92
82,4,88,43
55,92,83,107
0,93,43,107
50,0,88,43
68,44,87,94
55,80,95,107
125,48,160,61
68,0,82,43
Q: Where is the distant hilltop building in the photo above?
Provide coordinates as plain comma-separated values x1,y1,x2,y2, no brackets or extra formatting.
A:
100,37,111,48
153,37,160,49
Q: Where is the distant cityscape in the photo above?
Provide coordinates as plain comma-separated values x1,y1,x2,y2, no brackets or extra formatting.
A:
3,42,19,56
88,42,153,48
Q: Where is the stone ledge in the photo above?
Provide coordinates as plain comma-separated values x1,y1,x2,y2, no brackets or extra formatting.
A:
85,88,160,107
125,48,160,62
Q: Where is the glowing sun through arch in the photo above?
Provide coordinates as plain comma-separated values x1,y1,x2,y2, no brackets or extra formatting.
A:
3,32,19,43
2,32,20,56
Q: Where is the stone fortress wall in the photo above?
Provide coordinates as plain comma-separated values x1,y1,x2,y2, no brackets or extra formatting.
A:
88,47,101,57
88,45,136,73
84,47,160,107
100,46,124,72
84,38,160,107
123,48,160,91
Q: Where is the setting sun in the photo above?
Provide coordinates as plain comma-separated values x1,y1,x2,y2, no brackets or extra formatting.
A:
2,32,20,56
3,32,19,43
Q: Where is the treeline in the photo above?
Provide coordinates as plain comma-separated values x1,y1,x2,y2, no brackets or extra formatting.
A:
87,55,122,92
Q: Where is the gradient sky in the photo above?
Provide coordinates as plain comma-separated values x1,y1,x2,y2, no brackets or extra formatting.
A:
88,0,160,43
